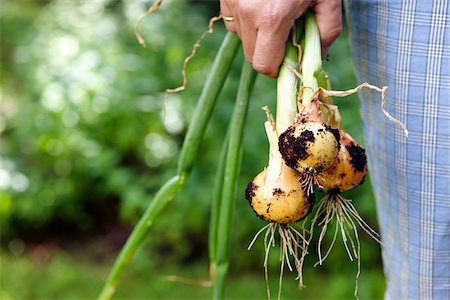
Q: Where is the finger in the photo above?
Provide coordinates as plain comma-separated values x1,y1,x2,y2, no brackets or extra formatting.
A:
313,0,342,59
238,2,258,62
220,0,237,32
250,0,310,76
252,21,292,77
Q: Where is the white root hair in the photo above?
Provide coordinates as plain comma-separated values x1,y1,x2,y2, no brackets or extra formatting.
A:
248,222,309,300
300,171,322,196
308,193,382,299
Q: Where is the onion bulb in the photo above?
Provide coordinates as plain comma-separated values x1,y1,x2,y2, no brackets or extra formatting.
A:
246,120,314,224
246,111,313,293
246,164,314,224
278,120,340,174
316,131,367,192
307,132,380,285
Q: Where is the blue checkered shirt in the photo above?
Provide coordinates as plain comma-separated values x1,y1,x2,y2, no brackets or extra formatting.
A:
345,0,450,299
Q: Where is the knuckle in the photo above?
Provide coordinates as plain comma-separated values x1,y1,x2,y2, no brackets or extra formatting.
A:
259,8,283,27
260,15,277,27
238,2,254,18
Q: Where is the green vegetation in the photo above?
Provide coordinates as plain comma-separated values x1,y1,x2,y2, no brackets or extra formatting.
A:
1,0,384,299
1,249,385,299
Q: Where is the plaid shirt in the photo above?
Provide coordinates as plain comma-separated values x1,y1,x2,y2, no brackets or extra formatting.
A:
345,0,450,299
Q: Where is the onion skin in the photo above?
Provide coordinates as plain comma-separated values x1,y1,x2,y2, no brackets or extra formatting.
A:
316,132,367,192
278,121,340,174
245,165,314,224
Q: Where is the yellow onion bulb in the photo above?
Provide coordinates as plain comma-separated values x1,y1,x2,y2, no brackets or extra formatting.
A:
316,132,368,192
245,165,314,224
278,121,340,174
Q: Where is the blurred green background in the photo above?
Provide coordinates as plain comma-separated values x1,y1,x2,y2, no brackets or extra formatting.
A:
0,0,385,299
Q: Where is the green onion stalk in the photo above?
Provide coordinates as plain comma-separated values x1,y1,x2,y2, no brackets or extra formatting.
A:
212,62,257,299
300,12,323,107
98,32,241,300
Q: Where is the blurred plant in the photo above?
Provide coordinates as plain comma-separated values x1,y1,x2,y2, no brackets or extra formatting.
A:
0,0,229,242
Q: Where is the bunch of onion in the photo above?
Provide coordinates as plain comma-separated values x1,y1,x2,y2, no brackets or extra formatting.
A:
245,34,314,298
248,11,408,299
275,12,390,298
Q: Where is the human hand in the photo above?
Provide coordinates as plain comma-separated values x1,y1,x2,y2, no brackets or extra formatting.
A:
220,0,342,77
